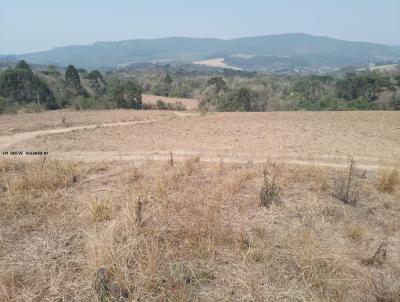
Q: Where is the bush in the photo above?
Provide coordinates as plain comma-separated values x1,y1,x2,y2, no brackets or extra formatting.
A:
73,97,117,110
346,98,374,110
0,97,9,113
0,97,18,114
24,102,46,113
156,100,168,110
46,100,61,110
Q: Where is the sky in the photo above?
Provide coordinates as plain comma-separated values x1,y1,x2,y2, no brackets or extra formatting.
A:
0,0,399,54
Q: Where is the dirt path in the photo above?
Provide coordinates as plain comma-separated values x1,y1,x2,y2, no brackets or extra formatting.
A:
0,119,164,150
47,150,383,171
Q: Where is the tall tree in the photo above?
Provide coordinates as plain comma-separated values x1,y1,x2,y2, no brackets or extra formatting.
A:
65,65,86,96
109,78,142,109
217,87,254,112
0,61,56,108
164,73,173,85
85,70,107,96
15,60,32,71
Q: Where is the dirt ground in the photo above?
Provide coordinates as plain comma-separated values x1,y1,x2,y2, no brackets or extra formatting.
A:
193,58,242,70
0,109,175,136
3,111,399,169
1,110,400,301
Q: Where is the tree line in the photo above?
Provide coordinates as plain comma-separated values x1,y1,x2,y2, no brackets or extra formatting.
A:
0,61,143,113
1,60,399,113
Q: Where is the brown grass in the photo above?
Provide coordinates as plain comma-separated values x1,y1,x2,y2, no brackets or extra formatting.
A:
1,158,400,301
89,197,112,223
377,165,399,194
0,158,79,219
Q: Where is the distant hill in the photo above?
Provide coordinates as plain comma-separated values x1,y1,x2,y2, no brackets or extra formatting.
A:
4,33,400,71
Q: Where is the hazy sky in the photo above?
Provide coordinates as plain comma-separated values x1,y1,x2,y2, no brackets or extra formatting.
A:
1,0,399,54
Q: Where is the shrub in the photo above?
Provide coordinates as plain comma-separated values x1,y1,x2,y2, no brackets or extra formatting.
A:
73,97,117,110
24,102,45,112
156,99,168,110
0,97,18,114
0,96,10,113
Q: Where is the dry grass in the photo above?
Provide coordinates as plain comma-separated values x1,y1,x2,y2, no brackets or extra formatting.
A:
89,197,112,223
0,158,79,219
1,158,400,301
259,163,280,208
86,158,254,301
377,165,399,194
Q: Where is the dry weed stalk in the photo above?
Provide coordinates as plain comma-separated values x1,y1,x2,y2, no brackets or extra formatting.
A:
260,163,280,208
333,156,361,205
169,151,174,167
365,241,388,266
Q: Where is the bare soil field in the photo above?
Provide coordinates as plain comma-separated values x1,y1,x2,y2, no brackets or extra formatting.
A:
193,58,242,70
1,110,400,301
0,109,175,136
7,111,400,168
142,94,199,111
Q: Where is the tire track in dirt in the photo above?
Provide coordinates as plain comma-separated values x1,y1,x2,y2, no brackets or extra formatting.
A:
0,147,385,171
48,151,385,171
0,119,164,150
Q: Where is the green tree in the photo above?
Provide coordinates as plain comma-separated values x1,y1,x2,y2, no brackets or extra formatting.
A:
217,87,254,112
109,78,142,109
293,78,325,101
164,73,173,85
207,77,227,93
0,61,56,108
85,70,107,96
391,90,400,110
15,60,32,71
65,65,86,96
336,72,393,102
0,96,10,113
0,70,20,103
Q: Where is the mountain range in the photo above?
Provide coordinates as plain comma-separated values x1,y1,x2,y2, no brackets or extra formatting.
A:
2,33,400,72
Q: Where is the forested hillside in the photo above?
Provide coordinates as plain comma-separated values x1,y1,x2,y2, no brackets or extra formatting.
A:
0,61,399,113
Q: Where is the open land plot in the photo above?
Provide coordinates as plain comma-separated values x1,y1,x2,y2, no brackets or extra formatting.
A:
0,109,175,136
6,111,400,169
0,110,400,301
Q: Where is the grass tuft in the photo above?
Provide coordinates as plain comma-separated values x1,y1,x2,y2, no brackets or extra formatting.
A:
377,165,399,194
